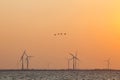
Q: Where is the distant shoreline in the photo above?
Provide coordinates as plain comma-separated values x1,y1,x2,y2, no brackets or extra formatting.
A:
0,69,120,71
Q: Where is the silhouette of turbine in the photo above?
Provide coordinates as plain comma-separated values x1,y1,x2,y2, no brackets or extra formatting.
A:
69,52,80,70
20,50,27,70
104,58,111,70
26,55,33,69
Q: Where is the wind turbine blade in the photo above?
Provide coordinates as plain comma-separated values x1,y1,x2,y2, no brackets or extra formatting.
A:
75,53,77,58
75,52,78,60
21,50,26,58
75,57,80,61
69,58,73,60
20,52,25,62
20,56,23,62
23,50,26,54
28,56,33,57
69,53,74,57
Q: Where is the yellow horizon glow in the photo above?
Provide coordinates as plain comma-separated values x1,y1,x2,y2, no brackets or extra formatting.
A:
0,0,120,69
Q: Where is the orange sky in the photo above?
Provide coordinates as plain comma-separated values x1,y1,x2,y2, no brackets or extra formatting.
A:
0,0,120,69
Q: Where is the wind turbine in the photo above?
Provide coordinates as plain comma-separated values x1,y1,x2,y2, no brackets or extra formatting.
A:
105,58,111,70
69,52,80,70
68,58,72,70
104,58,111,70
26,55,33,69
74,51,78,69
20,50,27,70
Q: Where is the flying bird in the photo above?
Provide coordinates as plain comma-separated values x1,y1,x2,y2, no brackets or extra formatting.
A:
53,33,67,36
54,34,56,36
64,33,66,35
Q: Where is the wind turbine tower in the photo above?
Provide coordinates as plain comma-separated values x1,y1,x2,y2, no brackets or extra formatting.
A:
26,55,33,69
107,58,110,70
104,58,111,70
20,50,27,70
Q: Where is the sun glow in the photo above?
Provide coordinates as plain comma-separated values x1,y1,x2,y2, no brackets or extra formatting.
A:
0,0,120,69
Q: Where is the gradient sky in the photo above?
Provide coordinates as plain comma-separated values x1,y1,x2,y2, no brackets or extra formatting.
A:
0,0,120,69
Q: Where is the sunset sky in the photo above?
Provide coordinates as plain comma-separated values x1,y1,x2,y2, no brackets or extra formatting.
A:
0,0,120,69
